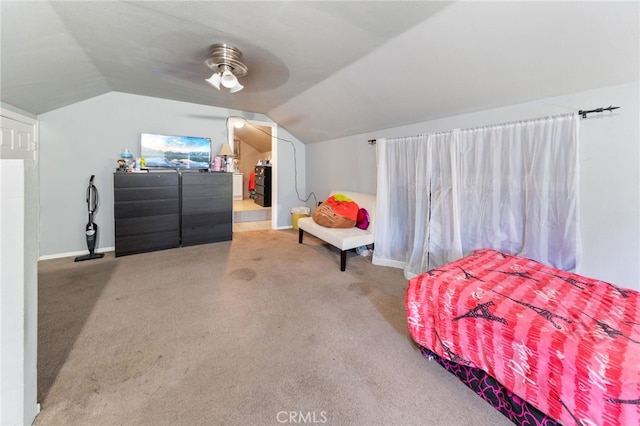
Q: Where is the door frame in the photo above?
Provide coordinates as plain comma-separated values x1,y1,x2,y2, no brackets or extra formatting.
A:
227,118,277,229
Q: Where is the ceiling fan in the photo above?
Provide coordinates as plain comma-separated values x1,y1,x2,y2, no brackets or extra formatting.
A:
204,43,248,93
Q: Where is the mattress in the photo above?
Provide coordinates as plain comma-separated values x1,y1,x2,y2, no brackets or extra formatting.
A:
406,249,640,425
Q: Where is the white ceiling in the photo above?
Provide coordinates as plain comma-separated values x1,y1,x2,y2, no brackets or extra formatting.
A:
1,1,638,144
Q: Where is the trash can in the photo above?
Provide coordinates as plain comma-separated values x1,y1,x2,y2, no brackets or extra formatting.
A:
291,207,310,230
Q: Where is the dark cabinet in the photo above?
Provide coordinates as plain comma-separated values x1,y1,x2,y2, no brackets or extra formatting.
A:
254,166,272,207
181,172,232,246
114,172,180,257
114,171,232,257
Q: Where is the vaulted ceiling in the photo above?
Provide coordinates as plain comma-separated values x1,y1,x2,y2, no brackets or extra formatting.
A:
1,1,638,144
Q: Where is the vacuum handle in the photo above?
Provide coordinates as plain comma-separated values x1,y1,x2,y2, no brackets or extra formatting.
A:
86,175,98,214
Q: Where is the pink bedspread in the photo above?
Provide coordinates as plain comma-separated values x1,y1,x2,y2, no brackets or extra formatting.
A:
406,249,640,425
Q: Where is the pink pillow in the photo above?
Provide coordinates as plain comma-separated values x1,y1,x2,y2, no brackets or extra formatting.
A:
356,208,370,230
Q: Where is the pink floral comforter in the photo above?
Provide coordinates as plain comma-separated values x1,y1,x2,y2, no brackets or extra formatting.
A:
406,249,640,425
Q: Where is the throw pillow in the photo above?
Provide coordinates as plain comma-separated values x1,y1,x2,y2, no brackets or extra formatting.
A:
356,208,370,230
312,194,359,228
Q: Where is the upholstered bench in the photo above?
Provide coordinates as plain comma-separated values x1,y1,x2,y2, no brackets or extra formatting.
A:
298,190,376,271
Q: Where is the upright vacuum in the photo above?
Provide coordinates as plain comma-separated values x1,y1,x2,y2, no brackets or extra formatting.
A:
74,175,105,262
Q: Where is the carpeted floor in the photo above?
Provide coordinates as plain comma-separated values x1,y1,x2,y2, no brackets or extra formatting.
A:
36,229,512,426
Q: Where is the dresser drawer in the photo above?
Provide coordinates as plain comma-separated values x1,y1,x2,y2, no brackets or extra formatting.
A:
115,214,179,237
114,172,178,188
182,183,230,198
181,225,232,246
115,230,180,257
254,193,272,207
115,199,179,219
114,185,179,202
182,211,233,228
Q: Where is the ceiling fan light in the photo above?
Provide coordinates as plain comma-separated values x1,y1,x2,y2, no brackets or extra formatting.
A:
229,83,244,93
220,70,238,88
206,72,221,89
204,44,248,93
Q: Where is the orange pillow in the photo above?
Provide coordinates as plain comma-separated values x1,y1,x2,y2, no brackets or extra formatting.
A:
312,194,359,228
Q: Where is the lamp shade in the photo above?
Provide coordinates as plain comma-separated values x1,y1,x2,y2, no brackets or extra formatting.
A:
217,143,234,157
229,83,244,93
206,72,221,89
220,70,238,88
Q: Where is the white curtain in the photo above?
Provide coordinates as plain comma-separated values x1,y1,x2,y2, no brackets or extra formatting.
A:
373,113,580,279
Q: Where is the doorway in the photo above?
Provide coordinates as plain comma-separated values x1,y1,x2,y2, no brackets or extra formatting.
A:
228,118,277,231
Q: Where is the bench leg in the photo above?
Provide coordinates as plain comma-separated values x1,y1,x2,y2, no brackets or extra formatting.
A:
299,227,349,271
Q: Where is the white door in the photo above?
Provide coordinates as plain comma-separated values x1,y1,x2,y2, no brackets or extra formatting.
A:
0,108,39,425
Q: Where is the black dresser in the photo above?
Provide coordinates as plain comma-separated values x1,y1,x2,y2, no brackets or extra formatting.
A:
114,172,180,257
254,165,272,207
114,171,232,257
181,171,232,246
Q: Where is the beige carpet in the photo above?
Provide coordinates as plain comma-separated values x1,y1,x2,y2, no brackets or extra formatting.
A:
36,229,512,426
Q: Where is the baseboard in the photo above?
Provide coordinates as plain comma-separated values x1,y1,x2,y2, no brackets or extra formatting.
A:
39,246,115,261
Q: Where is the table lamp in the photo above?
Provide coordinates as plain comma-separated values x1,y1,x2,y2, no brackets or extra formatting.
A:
217,143,235,172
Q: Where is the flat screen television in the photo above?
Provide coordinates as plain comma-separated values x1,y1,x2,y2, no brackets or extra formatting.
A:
140,133,211,169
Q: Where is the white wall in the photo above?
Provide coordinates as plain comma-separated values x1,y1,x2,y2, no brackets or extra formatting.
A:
272,125,309,224
307,82,640,290
0,160,26,425
1,107,40,426
38,92,305,257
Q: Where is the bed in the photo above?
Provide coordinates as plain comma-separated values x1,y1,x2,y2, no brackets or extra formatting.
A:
405,249,640,426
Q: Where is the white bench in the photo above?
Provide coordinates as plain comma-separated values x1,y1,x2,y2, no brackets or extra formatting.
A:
298,190,376,271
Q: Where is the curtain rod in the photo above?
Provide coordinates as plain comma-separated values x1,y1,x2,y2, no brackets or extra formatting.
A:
367,106,621,144
578,105,620,119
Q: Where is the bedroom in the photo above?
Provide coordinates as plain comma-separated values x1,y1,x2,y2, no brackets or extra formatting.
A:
1,1,638,425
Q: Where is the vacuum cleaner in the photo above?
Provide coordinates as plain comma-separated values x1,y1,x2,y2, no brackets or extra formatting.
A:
74,175,105,262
